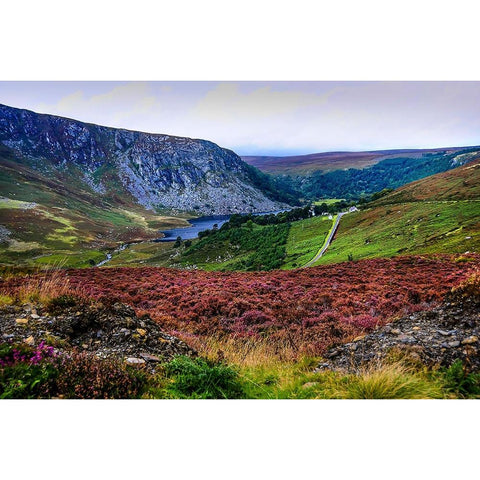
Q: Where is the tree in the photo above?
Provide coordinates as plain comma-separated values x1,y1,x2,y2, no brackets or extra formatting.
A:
174,236,182,248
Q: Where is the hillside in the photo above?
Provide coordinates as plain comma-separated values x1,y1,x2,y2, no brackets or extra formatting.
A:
172,159,480,271
242,146,476,176
244,146,480,201
0,104,291,214
371,157,480,204
0,104,292,266
315,158,480,265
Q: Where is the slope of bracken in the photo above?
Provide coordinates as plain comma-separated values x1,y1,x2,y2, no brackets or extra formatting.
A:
3,255,479,356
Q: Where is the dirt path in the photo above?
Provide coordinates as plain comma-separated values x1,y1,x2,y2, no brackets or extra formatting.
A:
302,212,347,267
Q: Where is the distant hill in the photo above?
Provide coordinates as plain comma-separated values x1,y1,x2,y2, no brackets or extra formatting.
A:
0,103,293,266
242,146,476,176
243,146,480,201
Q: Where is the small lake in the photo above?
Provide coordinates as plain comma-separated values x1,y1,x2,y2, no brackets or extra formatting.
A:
157,215,231,241
157,210,288,242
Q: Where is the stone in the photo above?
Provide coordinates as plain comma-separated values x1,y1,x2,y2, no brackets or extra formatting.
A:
15,318,28,325
136,328,147,336
412,326,421,331
391,329,401,335
437,330,450,336
24,336,34,345
140,353,161,362
353,335,365,342
31,313,40,319
125,357,146,366
462,336,478,345
448,341,460,347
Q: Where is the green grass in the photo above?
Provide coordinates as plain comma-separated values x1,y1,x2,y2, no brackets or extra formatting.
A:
32,250,106,268
104,242,176,267
162,356,245,399
0,158,191,267
224,358,478,399
282,215,332,268
314,200,480,265
313,198,345,205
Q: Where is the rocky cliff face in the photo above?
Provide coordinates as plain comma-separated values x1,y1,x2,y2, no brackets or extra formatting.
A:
0,104,289,215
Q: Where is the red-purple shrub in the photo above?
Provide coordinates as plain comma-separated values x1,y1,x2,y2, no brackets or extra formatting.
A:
51,350,144,399
2,255,478,356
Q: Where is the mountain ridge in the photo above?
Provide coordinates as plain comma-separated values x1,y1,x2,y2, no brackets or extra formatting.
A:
242,146,480,176
0,103,290,215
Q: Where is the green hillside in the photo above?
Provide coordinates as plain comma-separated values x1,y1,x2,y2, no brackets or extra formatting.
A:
0,148,191,267
313,159,480,265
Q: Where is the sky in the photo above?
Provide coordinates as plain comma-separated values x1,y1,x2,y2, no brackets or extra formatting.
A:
1,81,479,156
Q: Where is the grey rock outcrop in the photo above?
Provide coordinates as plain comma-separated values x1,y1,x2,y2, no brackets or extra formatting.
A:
317,283,480,373
0,103,290,215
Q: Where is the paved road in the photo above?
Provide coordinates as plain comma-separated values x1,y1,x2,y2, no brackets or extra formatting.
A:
302,211,348,268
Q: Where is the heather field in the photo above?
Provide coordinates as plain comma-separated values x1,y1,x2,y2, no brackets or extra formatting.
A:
4,255,478,359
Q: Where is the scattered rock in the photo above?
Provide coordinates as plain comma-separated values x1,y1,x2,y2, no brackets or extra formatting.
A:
0,301,196,371
24,336,34,345
317,284,480,373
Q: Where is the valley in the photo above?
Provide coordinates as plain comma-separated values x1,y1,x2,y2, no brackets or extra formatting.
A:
1,102,480,399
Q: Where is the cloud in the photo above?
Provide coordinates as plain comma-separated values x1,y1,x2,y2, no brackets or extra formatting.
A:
34,82,160,130
18,81,480,155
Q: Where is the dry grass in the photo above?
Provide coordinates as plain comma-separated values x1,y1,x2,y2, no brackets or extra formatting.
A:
318,361,445,399
176,334,303,368
1,264,86,304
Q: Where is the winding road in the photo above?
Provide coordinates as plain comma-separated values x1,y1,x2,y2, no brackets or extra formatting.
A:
302,211,348,268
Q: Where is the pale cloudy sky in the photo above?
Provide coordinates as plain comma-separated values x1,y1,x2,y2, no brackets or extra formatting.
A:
1,81,479,155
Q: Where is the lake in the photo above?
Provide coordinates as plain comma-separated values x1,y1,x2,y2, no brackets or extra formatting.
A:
157,215,231,241
157,210,288,241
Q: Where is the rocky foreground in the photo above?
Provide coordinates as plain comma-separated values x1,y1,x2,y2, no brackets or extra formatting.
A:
0,300,196,371
317,280,480,373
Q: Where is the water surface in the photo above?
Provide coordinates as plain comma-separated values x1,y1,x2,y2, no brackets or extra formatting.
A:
158,210,288,241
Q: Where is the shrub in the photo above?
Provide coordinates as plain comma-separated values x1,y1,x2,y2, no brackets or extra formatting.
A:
46,294,80,312
439,360,480,397
52,350,146,399
0,294,14,307
164,356,245,399
0,342,58,399
0,342,147,399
